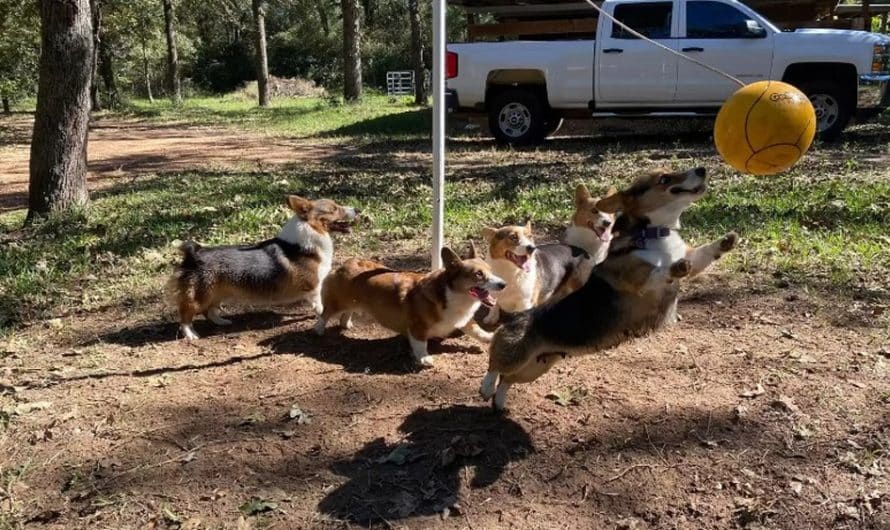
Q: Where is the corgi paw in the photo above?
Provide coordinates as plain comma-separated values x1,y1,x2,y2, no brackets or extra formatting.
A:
670,259,692,279
719,232,738,253
480,372,498,399
339,314,353,330
313,320,327,336
181,325,200,340
417,355,435,367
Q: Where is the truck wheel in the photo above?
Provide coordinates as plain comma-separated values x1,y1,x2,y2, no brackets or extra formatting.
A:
488,89,547,146
797,81,852,141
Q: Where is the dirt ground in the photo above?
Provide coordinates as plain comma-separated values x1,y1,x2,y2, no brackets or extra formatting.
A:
0,116,337,213
1,117,888,529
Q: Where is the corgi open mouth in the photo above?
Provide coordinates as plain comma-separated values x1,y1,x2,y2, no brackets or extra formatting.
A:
505,250,531,272
588,222,613,242
329,220,353,233
469,287,496,307
670,184,706,195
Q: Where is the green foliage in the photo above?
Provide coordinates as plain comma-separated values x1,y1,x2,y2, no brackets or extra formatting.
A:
0,0,39,104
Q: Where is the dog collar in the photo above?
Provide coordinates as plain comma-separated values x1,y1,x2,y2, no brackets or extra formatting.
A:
629,226,671,249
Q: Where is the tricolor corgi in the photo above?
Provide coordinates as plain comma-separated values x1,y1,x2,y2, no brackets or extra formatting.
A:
315,245,506,367
481,167,737,410
482,222,590,325
167,195,358,340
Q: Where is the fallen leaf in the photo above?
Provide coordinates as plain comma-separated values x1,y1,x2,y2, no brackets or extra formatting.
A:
12,401,52,415
288,405,311,425
162,506,181,524
771,395,800,414
377,444,413,466
546,387,587,407
238,498,277,516
789,481,803,496
739,384,765,399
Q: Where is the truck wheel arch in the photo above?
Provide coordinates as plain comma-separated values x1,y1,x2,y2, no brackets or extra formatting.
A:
782,62,857,140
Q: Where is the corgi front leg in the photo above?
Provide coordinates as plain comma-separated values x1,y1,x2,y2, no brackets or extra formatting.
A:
180,324,200,340
408,335,434,367
206,306,232,326
310,288,323,316
462,321,494,344
686,232,738,277
483,304,500,326
480,371,499,399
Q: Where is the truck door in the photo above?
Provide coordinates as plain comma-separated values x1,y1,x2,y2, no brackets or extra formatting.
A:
596,0,680,104
674,0,775,104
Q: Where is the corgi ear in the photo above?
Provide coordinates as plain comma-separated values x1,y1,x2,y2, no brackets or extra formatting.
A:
605,185,618,198
482,227,497,243
575,183,591,207
524,220,533,234
467,241,479,259
595,192,624,214
441,247,462,269
287,195,313,216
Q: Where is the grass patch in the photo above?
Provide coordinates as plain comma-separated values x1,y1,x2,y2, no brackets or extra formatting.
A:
2,143,889,334
117,93,429,139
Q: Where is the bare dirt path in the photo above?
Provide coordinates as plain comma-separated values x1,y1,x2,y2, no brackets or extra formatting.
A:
0,115,337,212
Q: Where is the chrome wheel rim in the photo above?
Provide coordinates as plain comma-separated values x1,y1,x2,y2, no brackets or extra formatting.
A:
809,93,839,133
498,102,532,138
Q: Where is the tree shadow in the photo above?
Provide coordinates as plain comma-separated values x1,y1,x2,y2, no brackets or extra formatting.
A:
317,404,533,525
315,109,431,138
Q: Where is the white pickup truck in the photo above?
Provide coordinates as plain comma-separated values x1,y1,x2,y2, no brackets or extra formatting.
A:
446,0,890,144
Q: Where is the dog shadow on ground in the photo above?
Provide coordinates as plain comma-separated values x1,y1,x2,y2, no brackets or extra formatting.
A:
92,311,308,348
259,326,484,375
317,404,533,525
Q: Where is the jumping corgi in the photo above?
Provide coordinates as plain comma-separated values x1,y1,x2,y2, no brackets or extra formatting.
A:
563,183,616,264
167,195,358,340
315,245,506,367
482,222,590,325
481,167,737,410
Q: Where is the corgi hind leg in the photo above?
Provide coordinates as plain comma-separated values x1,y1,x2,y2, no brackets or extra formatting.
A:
178,299,201,340
408,334,434,367
480,371,499,399
339,312,353,330
206,305,232,326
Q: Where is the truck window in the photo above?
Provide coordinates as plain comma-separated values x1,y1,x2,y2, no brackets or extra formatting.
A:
611,2,673,39
686,1,751,38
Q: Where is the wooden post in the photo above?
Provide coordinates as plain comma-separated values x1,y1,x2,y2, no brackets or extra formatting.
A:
863,0,872,31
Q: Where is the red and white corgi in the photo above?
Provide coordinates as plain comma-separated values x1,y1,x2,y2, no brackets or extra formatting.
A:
167,195,358,340
563,183,616,264
315,245,506,367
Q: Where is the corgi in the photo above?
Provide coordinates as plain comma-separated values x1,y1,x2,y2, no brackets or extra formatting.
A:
167,195,358,340
481,167,737,411
315,245,506,367
563,183,617,265
482,222,591,326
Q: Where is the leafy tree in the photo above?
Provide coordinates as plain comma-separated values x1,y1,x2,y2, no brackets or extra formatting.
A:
0,0,40,114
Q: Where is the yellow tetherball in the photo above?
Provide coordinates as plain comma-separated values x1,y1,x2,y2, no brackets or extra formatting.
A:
714,80,816,175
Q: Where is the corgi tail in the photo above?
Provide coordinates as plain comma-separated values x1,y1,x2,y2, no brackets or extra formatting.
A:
178,240,201,269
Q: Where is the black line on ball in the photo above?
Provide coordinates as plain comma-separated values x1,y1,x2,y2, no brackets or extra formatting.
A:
744,80,772,155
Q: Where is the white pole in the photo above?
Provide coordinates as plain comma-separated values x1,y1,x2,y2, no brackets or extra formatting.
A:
431,0,446,269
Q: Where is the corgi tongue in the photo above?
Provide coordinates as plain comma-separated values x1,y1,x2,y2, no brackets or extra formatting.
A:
597,225,612,242
506,251,530,272
469,287,495,307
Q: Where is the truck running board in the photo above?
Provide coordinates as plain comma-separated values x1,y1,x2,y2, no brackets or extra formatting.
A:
591,111,718,118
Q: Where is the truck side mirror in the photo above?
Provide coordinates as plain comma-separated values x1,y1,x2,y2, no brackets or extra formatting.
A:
744,20,768,38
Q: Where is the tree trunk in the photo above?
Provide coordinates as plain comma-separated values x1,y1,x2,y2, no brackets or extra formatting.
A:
2,97,10,115
89,0,101,111
408,0,425,105
28,0,93,221
98,37,118,106
141,27,154,103
316,0,330,36
342,0,362,101
162,0,181,104
252,0,270,107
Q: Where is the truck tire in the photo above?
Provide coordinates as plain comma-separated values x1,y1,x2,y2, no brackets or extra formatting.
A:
488,89,547,146
797,80,853,141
